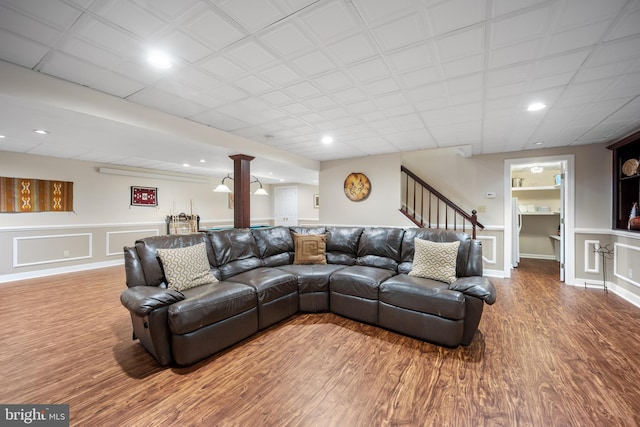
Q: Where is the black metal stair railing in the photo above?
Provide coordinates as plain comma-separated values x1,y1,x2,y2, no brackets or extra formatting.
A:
400,165,484,239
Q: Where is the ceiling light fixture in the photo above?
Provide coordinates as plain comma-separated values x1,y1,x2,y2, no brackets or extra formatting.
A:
199,159,206,163
527,102,546,112
322,135,333,144
183,163,190,167
34,129,49,135
213,174,269,195
531,165,543,174
0,135,5,138
147,50,172,69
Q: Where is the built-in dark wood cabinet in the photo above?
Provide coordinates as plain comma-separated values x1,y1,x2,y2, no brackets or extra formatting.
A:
608,130,640,231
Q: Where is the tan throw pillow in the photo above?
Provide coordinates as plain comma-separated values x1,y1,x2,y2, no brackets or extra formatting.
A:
408,238,460,284
293,233,327,265
157,242,218,291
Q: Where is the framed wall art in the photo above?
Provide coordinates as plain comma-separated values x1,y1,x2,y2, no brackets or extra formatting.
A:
131,186,157,207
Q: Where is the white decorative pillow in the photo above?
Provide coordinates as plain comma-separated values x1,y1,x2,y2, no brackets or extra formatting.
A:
157,242,218,292
408,238,460,284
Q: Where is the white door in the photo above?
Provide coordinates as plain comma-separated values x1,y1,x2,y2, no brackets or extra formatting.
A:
274,186,298,226
559,168,566,282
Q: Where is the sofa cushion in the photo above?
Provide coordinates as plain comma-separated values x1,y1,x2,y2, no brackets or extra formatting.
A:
168,282,256,335
293,233,327,265
330,265,396,300
409,238,459,284
208,229,262,280
290,226,327,235
251,226,293,266
276,264,346,293
356,227,404,271
325,226,363,265
380,274,466,320
157,243,219,292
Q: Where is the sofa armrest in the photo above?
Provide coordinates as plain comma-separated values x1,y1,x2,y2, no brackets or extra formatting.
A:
120,286,185,316
449,276,496,305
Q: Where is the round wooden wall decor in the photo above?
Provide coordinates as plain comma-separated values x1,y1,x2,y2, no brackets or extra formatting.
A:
344,172,371,202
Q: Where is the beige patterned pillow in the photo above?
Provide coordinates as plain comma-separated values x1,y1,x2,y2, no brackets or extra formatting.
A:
157,242,218,291
293,233,327,265
408,238,460,284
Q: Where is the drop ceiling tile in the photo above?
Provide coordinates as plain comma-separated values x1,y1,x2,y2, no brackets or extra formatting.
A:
446,73,484,95
573,59,636,83
529,71,575,91
0,5,63,46
427,0,485,36
297,112,326,123
328,33,378,65
491,5,552,47
345,100,377,114
128,87,208,118
260,90,295,105
319,106,350,120
332,87,367,103
372,13,426,52
391,113,425,131
589,36,640,66
363,77,401,96
199,56,248,81
490,39,541,68
441,54,484,79
76,18,141,57
375,92,408,108
487,64,531,87
388,44,432,73
305,95,338,110
233,75,273,93
261,63,303,86
436,27,484,61
602,72,640,101
226,40,278,69
40,51,104,87
351,0,418,25
182,7,245,51
260,22,316,58
486,82,526,99
280,102,311,115
492,0,549,17
312,71,352,92
190,110,249,131
290,50,337,77
0,30,50,68
399,67,441,88
218,0,286,32
1,0,82,29
100,0,166,38
346,57,391,83
60,37,121,69
159,30,211,64
114,59,165,86
285,81,322,99
408,82,447,103
544,20,611,56
606,8,640,41
133,0,200,21
299,0,360,42
557,0,626,30
537,50,590,76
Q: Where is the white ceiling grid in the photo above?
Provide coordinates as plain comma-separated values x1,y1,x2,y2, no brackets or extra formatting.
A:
0,0,639,181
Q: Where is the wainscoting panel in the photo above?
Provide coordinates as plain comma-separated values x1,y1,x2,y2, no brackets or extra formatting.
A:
614,243,640,288
476,235,496,265
106,229,160,256
584,240,600,274
13,233,92,267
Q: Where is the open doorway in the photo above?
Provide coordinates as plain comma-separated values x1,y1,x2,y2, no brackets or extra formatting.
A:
504,155,575,284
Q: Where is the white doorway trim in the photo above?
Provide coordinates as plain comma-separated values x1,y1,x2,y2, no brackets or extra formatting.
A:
503,154,575,285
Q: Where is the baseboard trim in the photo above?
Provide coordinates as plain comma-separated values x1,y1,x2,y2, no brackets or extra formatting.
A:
0,259,123,284
571,278,640,309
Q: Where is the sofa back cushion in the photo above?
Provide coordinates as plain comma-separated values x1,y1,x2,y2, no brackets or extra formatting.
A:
398,229,473,276
251,226,293,266
207,229,262,280
134,233,214,287
356,227,405,271
290,226,327,235
325,226,363,265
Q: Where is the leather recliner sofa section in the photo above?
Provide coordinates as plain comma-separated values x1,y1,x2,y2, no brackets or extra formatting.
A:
120,226,496,366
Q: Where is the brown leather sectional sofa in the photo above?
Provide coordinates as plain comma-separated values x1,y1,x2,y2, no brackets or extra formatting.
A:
120,226,496,366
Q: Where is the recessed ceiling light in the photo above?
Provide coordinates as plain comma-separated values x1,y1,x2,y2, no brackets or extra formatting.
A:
147,50,172,69
321,135,333,144
0,135,5,138
527,102,546,112
34,129,49,135
183,163,190,167
199,159,206,163
534,141,543,146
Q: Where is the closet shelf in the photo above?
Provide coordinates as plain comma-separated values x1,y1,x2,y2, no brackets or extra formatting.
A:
512,185,560,191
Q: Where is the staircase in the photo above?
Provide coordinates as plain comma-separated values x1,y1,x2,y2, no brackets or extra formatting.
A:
400,166,484,239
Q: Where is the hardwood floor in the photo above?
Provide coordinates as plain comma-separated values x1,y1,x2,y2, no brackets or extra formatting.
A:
1,259,640,426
